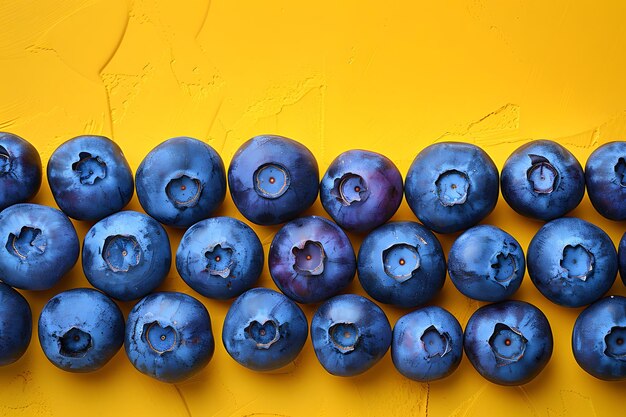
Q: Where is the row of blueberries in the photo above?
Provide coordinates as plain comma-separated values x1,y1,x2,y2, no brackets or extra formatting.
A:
0,132,625,385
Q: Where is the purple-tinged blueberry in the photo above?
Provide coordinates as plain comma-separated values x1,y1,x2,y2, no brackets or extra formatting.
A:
0,203,79,290
320,150,403,232
527,217,617,308
0,282,32,365
269,215,355,304
222,288,308,371
618,232,626,287
501,140,585,221
585,141,626,220
405,142,499,234
125,292,215,383
47,135,133,221
136,137,226,228
311,294,391,377
176,216,263,300
38,288,125,372
464,300,553,385
0,132,42,211
228,135,319,225
448,225,525,302
391,306,463,382
357,221,446,308
82,211,171,301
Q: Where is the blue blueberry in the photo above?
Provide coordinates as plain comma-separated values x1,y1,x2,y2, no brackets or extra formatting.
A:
464,300,553,385
269,215,355,304
448,225,525,302
0,282,32,365
357,221,446,308
125,292,215,383
311,294,391,376
572,296,626,381
618,232,626,287
0,203,79,290
527,217,617,308
391,306,463,382
585,141,626,220
47,135,134,221
38,288,125,372
222,288,308,371
405,142,499,234
228,135,319,225
320,150,403,232
136,137,226,228
0,132,42,211
501,140,585,220
176,217,263,300
82,211,171,301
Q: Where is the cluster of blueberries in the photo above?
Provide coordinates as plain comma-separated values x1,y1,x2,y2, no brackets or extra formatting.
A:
0,132,625,386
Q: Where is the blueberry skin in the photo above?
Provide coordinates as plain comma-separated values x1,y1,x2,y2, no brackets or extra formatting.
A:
0,203,79,290
269,216,356,304
391,306,463,382
38,288,125,372
311,294,391,377
176,217,263,300
82,211,171,301
0,283,32,365
320,150,403,232
0,132,42,211
448,225,525,302
125,292,215,383
501,140,585,221
464,300,553,386
222,288,308,371
228,135,319,225
47,135,134,221
618,232,626,287
585,141,626,220
405,142,499,234
527,217,617,308
572,296,626,381
136,137,226,228
357,221,446,308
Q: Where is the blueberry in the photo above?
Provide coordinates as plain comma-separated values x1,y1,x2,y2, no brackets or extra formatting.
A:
82,211,171,301
618,232,626,287
320,150,403,232
0,203,79,290
448,225,525,302
176,216,263,300
222,288,308,371
311,294,391,376
527,217,617,307
357,221,446,308
405,142,499,234
136,137,226,228
125,292,215,383
0,132,42,211
269,215,355,304
0,283,32,365
38,288,125,372
228,135,319,225
391,306,463,382
572,296,626,381
47,135,134,221
501,140,585,220
585,141,626,220
464,300,553,385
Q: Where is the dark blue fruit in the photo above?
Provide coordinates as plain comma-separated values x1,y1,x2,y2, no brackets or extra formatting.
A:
222,288,308,371
618,232,626,287
585,141,626,220
136,137,226,228
0,203,79,290
357,221,446,308
228,135,319,225
47,135,134,221
0,132,42,211
0,282,32,365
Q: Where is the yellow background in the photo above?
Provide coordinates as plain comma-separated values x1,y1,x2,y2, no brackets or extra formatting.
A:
1,1,626,416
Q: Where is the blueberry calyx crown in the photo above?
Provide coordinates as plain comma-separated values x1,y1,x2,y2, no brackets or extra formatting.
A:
382,243,420,282
72,152,107,185
604,326,626,360
253,163,290,199
143,321,178,355
292,241,325,276
245,320,280,349
0,145,11,175
6,226,46,260
559,244,594,282
435,170,469,207
490,249,518,288
331,173,369,206
205,244,234,278
526,154,559,194
488,323,527,366
103,235,142,273
329,322,359,353
614,157,626,187
166,174,202,208
420,325,452,359
59,327,93,358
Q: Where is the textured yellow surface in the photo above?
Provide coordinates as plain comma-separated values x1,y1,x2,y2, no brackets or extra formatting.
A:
1,1,626,416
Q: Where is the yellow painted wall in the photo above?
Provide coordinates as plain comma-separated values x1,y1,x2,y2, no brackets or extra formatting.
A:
1,1,626,416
